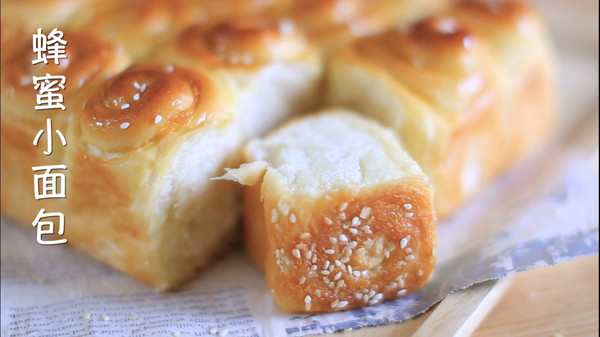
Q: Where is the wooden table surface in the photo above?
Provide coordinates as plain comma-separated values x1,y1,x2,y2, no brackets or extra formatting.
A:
328,254,599,337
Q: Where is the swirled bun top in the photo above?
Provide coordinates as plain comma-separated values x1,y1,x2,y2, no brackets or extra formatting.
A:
168,17,311,68
348,15,497,123
79,64,228,154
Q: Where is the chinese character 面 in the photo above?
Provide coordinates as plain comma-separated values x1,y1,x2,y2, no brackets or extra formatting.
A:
33,74,67,110
32,28,68,65
32,164,67,200
33,118,67,155
31,208,67,245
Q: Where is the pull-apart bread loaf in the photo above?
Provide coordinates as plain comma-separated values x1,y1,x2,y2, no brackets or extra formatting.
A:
1,0,554,294
1,0,326,290
221,109,437,313
1,29,130,231
327,0,555,218
152,17,323,138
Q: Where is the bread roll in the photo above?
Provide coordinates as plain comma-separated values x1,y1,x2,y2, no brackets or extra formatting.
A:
221,109,437,312
57,64,244,290
1,30,130,228
287,0,452,50
68,0,207,60
152,17,323,138
326,0,555,218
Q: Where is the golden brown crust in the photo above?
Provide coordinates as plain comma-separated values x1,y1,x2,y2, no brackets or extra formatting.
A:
289,0,452,49
80,64,222,153
241,110,437,313
162,17,311,70
69,0,207,60
262,181,436,312
327,0,555,218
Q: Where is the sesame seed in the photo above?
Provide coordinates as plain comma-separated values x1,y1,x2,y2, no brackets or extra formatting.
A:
405,212,414,219
406,254,415,261
384,250,390,258
154,115,163,124
278,18,295,35
339,203,348,211
292,249,301,259
338,300,349,308
278,201,291,216
311,255,317,263
271,209,279,223
368,299,379,306
304,295,312,303
321,270,331,276
348,241,358,248
347,265,353,273
305,250,312,259
406,248,413,253
396,289,407,296
133,81,141,89
81,313,91,320
359,206,371,219
290,213,297,223
324,260,331,269
351,217,361,226
339,234,348,242
403,203,413,210
335,260,342,266
330,237,338,244
133,93,141,101
310,265,317,271
373,293,383,301
140,83,147,92
324,217,333,225
328,281,335,288
334,271,342,280
368,290,376,298
349,228,358,235
325,249,335,254
337,280,345,288
101,315,110,321
120,122,130,129
339,213,347,220
341,257,350,263
352,270,360,277
300,232,311,239
121,103,130,110
299,277,306,285
418,269,424,276
330,299,339,308
362,294,369,302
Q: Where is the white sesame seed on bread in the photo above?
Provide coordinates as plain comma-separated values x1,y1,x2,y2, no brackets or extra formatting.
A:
223,109,437,312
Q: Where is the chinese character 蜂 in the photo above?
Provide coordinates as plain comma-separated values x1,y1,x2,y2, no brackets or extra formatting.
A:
32,164,67,200
32,28,68,65
31,208,67,245
32,74,67,110
33,118,67,155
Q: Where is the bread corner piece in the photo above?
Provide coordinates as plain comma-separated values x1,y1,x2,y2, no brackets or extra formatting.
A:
224,109,437,313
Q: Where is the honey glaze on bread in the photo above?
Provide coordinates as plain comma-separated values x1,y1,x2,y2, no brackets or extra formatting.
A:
327,0,555,218
223,110,437,312
1,30,130,228
154,17,323,139
63,64,243,289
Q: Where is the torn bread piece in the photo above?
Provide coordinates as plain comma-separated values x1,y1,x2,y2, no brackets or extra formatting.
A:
223,109,437,312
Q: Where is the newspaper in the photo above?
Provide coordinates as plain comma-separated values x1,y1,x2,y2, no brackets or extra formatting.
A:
3,125,597,337
2,2,599,336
